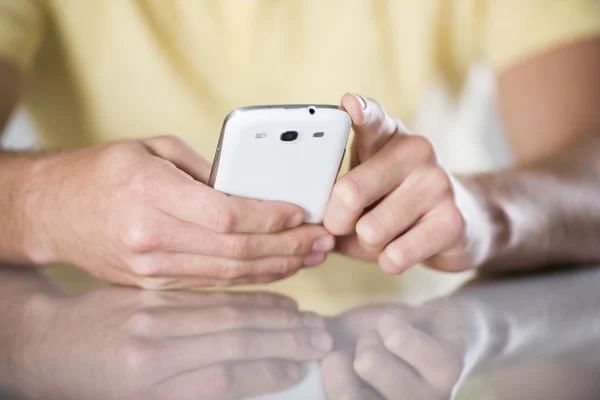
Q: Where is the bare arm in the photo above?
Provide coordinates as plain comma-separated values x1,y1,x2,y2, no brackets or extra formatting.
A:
325,38,600,275
0,60,47,264
467,38,600,271
0,59,335,288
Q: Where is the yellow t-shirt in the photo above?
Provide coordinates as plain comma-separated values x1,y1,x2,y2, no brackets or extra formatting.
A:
2,1,600,313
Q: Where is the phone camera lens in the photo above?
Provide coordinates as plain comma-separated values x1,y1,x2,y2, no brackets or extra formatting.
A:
308,106,316,115
280,131,298,142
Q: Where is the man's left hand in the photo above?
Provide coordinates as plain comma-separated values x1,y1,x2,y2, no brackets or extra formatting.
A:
324,93,492,274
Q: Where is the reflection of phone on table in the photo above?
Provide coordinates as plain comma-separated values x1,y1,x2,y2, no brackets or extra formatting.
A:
209,105,351,223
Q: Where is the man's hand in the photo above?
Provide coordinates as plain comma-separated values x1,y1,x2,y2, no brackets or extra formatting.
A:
324,94,492,274
22,136,334,288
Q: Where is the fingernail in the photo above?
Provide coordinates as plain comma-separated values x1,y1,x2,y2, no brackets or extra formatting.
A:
385,248,404,266
303,312,326,328
310,331,333,351
350,93,367,110
303,252,326,267
285,363,303,381
312,236,335,252
285,212,304,228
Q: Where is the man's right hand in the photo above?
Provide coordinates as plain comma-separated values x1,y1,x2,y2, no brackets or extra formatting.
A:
22,136,334,288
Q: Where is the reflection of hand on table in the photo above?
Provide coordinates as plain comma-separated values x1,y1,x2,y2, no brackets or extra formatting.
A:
321,267,600,400
6,284,333,400
321,298,503,400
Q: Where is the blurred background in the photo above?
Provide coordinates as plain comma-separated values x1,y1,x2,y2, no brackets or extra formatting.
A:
1,63,512,172
1,108,36,149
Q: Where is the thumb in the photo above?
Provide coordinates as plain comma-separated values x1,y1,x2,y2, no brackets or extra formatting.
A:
341,93,408,164
143,135,212,183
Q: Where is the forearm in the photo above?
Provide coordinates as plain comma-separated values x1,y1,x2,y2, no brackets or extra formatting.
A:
449,267,600,373
0,150,54,266
462,132,600,271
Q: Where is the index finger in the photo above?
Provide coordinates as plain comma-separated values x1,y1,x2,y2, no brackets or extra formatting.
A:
141,160,305,233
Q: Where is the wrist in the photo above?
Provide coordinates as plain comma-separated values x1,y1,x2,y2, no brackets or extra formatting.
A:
17,153,62,266
457,175,511,269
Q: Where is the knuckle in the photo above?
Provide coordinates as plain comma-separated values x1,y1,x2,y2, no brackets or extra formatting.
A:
357,214,388,245
408,135,436,162
220,332,248,358
217,264,242,280
442,206,466,237
156,134,186,152
427,167,451,192
283,236,307,256
105,140,135,156
99,142,138,171
126,310,162,337
224,236,254,260
203,204,236,233
333,174,367,211
120,220,165,254
277,332,303,352
353,347,382,378
219,306,246,327
279,257,303,274
262,210,286,232
117,338,159,379
383,330,408,352
202,364,233,398
254,361,285,383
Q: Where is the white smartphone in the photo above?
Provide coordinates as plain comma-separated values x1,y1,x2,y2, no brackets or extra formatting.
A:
209,105,351,223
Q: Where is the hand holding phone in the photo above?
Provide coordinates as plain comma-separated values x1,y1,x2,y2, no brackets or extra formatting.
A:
210,105,351,223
